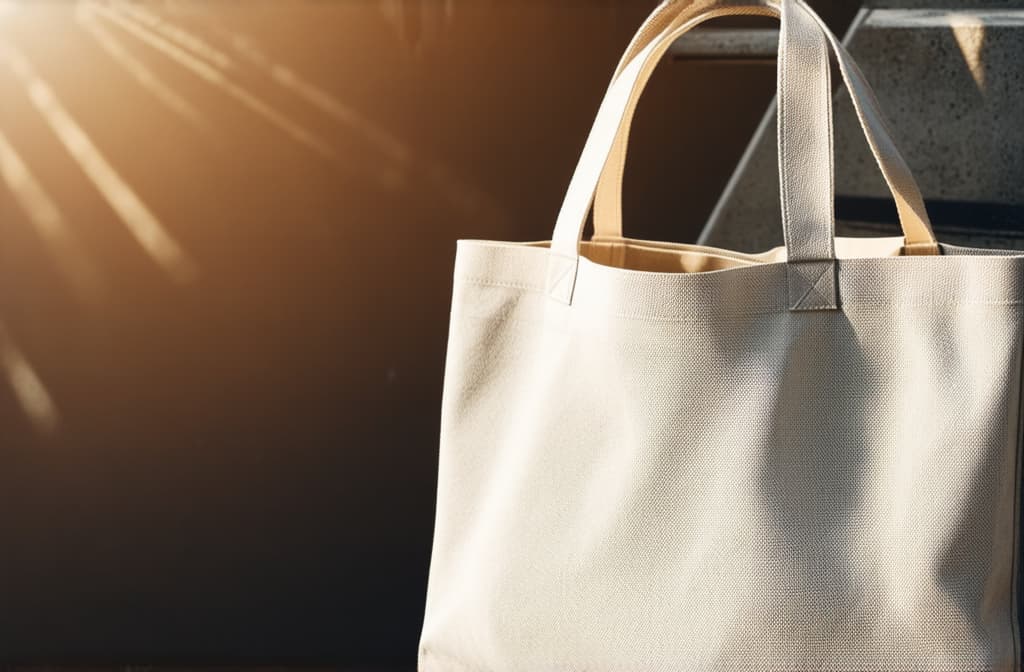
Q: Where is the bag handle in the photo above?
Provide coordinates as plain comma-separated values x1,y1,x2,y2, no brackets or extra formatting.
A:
547,0,938,311
547,0,849,310
591,0,937,256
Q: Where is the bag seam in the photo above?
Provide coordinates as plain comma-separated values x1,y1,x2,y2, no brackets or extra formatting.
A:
1012,327,1024,672
454,277,1024,315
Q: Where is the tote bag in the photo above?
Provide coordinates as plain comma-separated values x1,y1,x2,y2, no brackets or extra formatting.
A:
419,0,1024,669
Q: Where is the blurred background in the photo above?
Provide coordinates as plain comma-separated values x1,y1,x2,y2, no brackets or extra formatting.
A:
0,0,1019,667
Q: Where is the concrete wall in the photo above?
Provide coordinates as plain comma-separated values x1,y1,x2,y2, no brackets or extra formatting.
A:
701,6,1024,251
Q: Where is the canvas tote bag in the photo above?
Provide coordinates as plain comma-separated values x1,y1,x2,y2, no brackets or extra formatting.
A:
419,0,1024,669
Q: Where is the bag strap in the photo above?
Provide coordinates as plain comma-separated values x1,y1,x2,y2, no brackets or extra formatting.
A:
591,0,938,257
547,0,849,310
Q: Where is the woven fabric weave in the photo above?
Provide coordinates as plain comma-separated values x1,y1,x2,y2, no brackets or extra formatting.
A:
421,242,1023,670
418,1,1024,668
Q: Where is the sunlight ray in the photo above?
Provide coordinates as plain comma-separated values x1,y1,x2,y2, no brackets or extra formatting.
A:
271,64,411,166
76,3,207,131
110,1,234,71
215,30,411,165
0,43,197,283
116,0,506,222
222,32,508,222
0,323,60,436
0,129,106,302
89,1,336,159
951,16,987,92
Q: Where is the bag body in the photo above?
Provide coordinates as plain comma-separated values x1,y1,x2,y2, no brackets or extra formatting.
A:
420,1,1024,669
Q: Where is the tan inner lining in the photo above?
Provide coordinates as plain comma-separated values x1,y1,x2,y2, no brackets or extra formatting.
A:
572,236,913,273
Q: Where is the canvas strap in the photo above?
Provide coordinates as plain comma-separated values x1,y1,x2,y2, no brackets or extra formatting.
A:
547,0,937,311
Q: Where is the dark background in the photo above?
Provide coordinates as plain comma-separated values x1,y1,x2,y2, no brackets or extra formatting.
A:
0,0,857,666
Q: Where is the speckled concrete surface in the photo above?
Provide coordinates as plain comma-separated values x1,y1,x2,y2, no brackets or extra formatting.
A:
701,7,1024,252
670,28,779,58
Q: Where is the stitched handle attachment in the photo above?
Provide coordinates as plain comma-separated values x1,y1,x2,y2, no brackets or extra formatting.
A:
591,0,937,257
545,0,937,311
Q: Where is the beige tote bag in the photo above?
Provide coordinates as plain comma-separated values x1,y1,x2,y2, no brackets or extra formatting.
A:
419,0,1024,669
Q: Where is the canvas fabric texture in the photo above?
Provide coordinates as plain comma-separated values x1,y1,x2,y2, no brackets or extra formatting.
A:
418,1,1024,669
